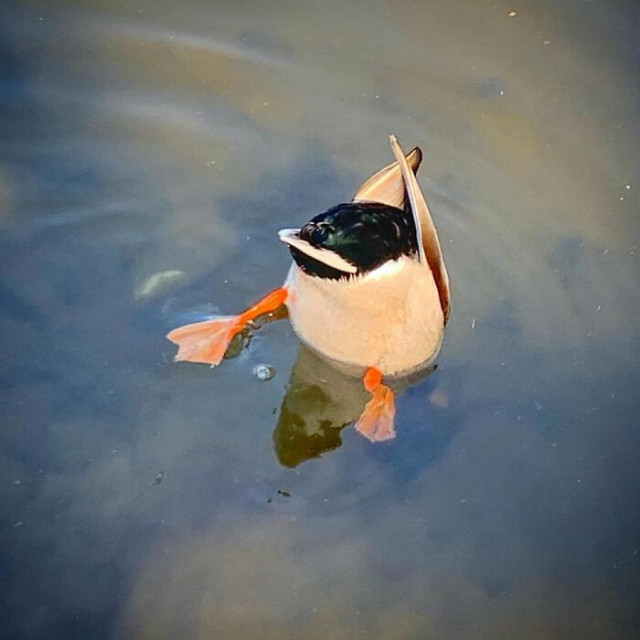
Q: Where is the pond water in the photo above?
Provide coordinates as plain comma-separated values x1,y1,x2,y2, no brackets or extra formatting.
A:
1,1,639,638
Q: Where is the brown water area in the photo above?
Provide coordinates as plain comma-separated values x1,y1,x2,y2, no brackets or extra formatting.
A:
1,1,639,639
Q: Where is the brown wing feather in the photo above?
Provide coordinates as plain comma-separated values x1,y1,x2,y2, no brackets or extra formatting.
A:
352,147,422,208
389,136,451,323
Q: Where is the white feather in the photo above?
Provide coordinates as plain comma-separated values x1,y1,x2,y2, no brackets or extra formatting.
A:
284,258,444,375
278,228,358,274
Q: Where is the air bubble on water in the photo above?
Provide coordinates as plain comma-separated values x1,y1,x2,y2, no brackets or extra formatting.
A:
253,364,275,381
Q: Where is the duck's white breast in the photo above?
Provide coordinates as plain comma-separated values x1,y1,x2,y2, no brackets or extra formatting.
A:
284,257,444,376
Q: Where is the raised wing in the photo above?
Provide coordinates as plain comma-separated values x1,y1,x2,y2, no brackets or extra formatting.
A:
389,135,451,322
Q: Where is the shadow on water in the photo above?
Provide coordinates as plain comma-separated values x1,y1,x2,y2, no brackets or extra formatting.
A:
273,347,359,467
273,346,441,468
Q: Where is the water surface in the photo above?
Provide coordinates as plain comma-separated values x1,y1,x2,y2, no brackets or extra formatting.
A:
1,1,639,638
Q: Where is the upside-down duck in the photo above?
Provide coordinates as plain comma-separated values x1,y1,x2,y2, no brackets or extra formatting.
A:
167,136,450,442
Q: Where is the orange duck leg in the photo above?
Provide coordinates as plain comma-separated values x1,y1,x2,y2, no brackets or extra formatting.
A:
166,287,288,366
354,367,396,442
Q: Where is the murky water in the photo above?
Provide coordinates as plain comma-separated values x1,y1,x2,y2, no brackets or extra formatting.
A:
1,0,639,638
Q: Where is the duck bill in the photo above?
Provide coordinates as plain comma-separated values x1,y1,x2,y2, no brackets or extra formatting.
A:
278,229,358,274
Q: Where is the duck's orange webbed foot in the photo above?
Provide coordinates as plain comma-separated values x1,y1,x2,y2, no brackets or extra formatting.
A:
354,367,396,442
166,287,288,366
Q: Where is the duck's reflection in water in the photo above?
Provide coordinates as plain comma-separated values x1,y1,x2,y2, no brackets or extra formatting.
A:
273,346,436,467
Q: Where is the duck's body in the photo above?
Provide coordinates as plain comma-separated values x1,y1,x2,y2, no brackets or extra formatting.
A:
285,255,443,376
167,136,450,442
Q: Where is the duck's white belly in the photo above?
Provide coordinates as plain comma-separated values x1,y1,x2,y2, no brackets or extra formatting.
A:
284,257,444,376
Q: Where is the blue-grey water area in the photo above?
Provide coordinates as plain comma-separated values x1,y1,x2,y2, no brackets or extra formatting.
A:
1,1,639,638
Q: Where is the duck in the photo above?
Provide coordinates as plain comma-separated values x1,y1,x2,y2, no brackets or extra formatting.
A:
166,136,450,443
